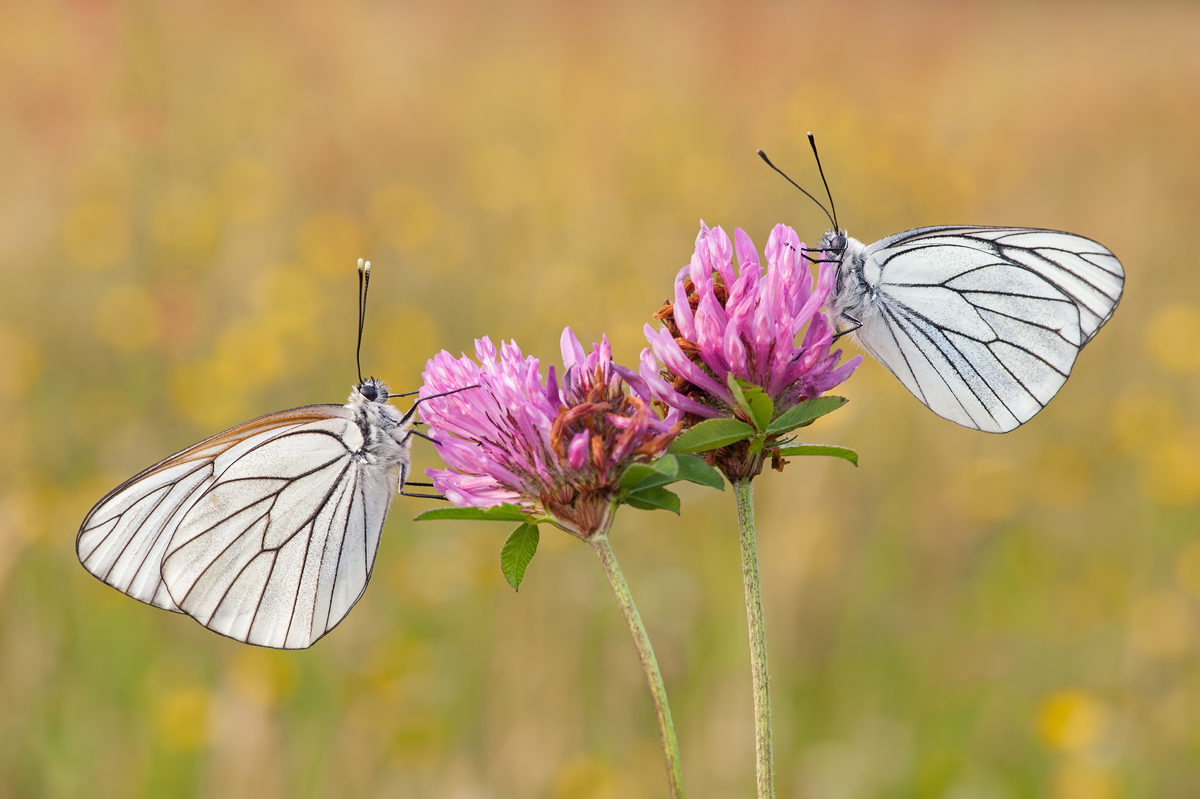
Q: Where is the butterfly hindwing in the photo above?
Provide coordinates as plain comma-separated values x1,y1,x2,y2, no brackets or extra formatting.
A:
841,225,1123,432
159,415,393,649
76,404,397,647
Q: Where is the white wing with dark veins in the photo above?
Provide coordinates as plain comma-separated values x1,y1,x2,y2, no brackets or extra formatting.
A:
77,404,395,648
849,226,1123,433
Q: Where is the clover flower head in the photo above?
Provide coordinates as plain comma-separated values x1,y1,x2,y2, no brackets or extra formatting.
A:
641,221,861,421
419,328,682,538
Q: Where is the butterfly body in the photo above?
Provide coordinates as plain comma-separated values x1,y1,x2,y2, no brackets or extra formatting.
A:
819,225,1124,433
77,378,416,648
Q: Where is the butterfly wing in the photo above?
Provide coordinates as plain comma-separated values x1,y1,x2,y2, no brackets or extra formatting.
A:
78,404,396,648
854,226,1123,433
160,414,396,649
78,406,350,612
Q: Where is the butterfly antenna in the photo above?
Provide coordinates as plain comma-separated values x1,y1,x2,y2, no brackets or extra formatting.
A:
356,258,370,385
756,148,836,231
807,132,839,232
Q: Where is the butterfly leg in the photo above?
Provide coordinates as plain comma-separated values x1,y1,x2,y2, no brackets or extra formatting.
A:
399,384,481,425
401,490,448,500
831,315,862,343
781,240,841,266
800,246,844,265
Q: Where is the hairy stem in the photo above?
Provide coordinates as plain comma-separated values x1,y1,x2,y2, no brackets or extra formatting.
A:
735,478,774,798
590,533,685,798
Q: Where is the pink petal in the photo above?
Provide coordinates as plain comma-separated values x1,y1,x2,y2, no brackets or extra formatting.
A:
673,266,696,339
561,327,586,372
568,430,590,469
733,227,760,274
705,225,736,287
644,324,733,406
722,324,748,381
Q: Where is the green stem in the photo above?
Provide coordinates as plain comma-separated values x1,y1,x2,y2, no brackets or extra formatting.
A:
734,478,774,798
590,533,685,798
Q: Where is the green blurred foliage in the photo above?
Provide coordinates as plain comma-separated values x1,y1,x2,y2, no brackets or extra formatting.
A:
0,0,1198,796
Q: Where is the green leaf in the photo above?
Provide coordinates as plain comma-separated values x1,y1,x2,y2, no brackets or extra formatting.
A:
500,523,540,591
728,375,774,431
619,454,723,495
747,392,774,432
617,455,679,490
668,418,755,454
748,434,766,458
414,503,529,522
775,444,859,466
673,454,725,490
623,486,681,514
726,373,751,416
766,396,848,435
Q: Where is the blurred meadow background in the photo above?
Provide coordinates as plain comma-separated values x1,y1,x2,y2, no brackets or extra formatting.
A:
1,1,1198,797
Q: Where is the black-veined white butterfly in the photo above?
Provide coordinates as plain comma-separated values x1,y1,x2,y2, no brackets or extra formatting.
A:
760,137,1124,433
77,260,452,648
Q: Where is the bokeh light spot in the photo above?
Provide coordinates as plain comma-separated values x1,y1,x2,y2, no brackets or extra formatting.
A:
952,458,1023,522
152,186,220,254
553,754,616,799
229,649,297,708
94,284,158,353
1173,540,1200,600
211,320,285,389
466,144,531,212
170,361,247,428
373,307,439,388
1038,690,1109,752
370,184,440,252
62,200,130,271
389,536,473,608
155,685,210,752
1032,445,1091,508
1145,303,1200,374
1139,431,1200,508
255,266,321,334
1110,389,1178,456
0,325,42,400
168,319,287,426
298,212,364,278
1050,761,1117,799
1128,590,1193,660
221,159,282,226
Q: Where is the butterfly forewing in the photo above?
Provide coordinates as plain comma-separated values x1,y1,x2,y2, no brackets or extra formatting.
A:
78,405,372,633
871,226,1122,338
158,414,391,649
843,225,1123,432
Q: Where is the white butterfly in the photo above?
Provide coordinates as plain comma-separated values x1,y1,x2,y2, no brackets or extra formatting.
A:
77,260,441,648
820,225,1124,432
760,140,1125,433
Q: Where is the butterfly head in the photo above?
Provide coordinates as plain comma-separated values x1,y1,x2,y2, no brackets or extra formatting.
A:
817,230,847,254
817,229,850,294
354,377,390,404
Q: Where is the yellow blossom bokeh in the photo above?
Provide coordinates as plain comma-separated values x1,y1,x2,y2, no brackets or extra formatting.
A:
1145,303,1200,375
1039,691,1110,753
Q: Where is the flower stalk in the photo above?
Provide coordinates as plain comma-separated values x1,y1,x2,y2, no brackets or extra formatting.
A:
640,223,862,796
591,532,685,798
418,329,724,797
735,478,773,799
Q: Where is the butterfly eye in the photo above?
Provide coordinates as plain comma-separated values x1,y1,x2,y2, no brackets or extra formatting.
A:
360,383,378,402
830,234,847,251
